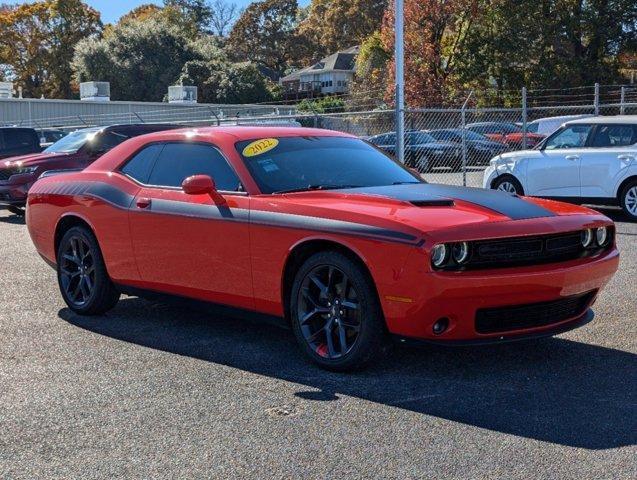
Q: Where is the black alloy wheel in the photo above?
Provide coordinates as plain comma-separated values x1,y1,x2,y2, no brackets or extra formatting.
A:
57,226,120,315
290,251,386,371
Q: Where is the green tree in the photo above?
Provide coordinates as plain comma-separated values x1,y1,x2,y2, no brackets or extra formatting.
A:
297,0,387,63
226,0,299,76
0,0,102,98
72,16,195,101
349,31,390,108
297,96,346,113
163,0,212,32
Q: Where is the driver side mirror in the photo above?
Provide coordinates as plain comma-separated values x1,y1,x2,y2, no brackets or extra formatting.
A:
182,175,226,204
182,174,216,195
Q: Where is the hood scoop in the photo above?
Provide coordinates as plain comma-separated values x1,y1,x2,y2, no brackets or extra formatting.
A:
410,199,455,207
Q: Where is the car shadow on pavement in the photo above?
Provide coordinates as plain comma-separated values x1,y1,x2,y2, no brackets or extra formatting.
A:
59,297,636,451
0,214,25,225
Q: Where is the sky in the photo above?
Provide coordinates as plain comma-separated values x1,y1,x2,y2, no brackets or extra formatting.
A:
13,1,311,24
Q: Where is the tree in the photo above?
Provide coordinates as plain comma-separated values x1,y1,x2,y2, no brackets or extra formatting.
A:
0,0,102,98
209,0,239,37
163,0,212,31
119,4,162,24
297,0,387,63
349,31,390,108
73,16,195,101
226,0,298,77
380,0,481,107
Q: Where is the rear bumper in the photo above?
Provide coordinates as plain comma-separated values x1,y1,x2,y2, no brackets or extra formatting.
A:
383,247,619,341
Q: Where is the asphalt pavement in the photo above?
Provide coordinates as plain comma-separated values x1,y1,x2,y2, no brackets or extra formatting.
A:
0,206,635,479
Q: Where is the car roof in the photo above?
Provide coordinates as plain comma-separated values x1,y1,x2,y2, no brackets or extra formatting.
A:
528,114,594,124
137,126,355,142
465,122,515,127
564,115,637,126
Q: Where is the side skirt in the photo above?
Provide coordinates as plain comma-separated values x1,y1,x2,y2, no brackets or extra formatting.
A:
114,283,290,330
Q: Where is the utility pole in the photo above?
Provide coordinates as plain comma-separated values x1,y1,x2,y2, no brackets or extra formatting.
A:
395,0,405,164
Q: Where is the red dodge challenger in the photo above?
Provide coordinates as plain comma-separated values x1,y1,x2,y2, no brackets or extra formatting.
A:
26,127,619,370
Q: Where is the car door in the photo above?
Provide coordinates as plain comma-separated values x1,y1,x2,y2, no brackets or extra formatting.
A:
525,124,592,197
580,124,637,198
125,141,254,310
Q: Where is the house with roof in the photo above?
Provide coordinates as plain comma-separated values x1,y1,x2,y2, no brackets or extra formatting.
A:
280,46,359,99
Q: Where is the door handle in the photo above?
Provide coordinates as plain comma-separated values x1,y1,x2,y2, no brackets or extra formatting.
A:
565,155,580,161
136,197,151,209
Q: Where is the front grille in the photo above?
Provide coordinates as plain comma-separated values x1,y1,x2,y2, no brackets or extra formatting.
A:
475,291,596,334
0,169,13,181
464,230,611,270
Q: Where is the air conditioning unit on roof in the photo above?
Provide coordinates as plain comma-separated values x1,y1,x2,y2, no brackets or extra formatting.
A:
0,82,14,99
168,85,197,104
80,81,110,101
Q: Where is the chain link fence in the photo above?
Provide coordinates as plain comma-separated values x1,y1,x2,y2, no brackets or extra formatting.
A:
4,83,637,188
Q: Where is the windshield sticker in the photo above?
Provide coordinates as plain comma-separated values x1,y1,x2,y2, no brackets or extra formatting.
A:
257,159,279,172
242,138,279,157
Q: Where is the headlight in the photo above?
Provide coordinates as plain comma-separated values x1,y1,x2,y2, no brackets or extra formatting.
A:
452,242,470,264
595,227,609,246
581,229,594,248
474,145,490,151
433,150,444,155
11,166,37,175
431,244,448,268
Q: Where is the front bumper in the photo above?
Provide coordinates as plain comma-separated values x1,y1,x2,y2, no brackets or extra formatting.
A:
383,247,619,342
0,175,34,208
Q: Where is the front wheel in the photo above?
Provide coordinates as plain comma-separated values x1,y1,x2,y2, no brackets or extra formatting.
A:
620,180,637,221
492,175,524,195
57,226,120,315
290,251,386,371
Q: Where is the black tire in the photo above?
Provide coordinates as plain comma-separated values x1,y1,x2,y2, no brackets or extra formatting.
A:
290,251,386,371
619,179,637,221
56,226,120,315
8,206,25,216
492,175,524,195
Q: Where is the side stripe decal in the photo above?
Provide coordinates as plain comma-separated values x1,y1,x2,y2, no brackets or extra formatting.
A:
36,181,422,246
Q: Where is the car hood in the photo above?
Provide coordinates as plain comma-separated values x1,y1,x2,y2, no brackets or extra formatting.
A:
413,141,458,149
274,183,599,243
470,139,508,148
1,151,73,168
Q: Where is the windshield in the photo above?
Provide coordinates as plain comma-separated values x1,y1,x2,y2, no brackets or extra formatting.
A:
43,129,100,153
237,136,422,194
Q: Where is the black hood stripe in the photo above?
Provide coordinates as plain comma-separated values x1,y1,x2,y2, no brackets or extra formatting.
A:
341,184,555,220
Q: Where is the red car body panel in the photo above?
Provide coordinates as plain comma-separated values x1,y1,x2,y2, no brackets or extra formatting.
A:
484,132,545,148
26,127,619,343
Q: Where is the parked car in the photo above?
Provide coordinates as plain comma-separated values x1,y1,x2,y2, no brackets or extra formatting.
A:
27,126,618,370
38,129,67,148
0,127,41,160
0,123,179,215
526,115,595,136
466,122,545,149
367,131,462,171
483,115,637,219
426,128,509,165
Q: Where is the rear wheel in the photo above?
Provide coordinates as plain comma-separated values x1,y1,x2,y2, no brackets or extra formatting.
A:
493,175,524,195
620,179,637,221
290,251,386,371
57,226,120,315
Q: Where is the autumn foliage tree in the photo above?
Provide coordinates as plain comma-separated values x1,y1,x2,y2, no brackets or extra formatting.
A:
0,0,102,98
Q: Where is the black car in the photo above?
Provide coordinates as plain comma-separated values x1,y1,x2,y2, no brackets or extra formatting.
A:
426,128,509,165
38,129,67,148
367,131,463,172
0,127,42,160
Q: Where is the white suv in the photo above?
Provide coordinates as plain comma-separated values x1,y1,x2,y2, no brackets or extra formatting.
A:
483,116,637,219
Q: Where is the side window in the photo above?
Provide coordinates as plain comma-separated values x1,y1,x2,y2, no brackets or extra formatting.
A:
121,144,164,184
526,123,539,134
591,125,636,148
89,131,128,154
5,130,36,149
544,125,592,150
148,143,241,191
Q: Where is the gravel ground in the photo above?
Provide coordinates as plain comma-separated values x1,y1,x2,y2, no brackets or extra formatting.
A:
0,206,635,479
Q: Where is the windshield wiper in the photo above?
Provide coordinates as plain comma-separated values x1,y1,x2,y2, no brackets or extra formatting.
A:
274,184,363,194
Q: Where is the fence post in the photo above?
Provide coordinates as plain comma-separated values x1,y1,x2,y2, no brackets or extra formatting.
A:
461,91,473,187
521,87,527,150
395,0,405,164
594,83,600,115
620,86,626,115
